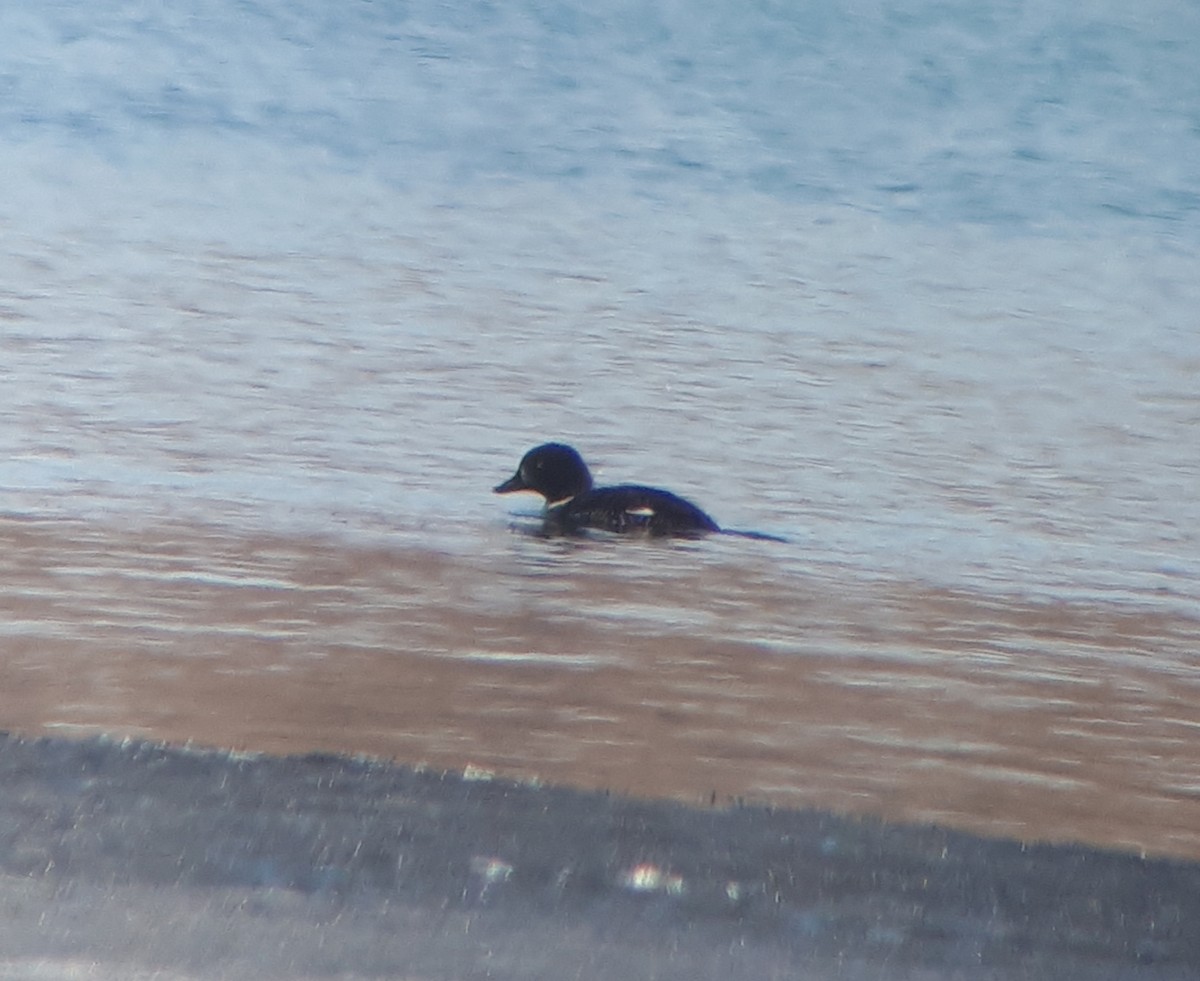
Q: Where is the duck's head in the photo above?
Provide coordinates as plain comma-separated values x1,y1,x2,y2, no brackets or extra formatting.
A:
494,442,594,505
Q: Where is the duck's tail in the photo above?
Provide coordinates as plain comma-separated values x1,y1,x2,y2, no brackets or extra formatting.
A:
717,529,790,543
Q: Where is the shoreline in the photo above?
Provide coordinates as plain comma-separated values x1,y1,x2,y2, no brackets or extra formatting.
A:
3,731,1196,980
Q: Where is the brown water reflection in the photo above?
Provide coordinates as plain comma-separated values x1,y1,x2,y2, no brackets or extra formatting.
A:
3,516,1199,860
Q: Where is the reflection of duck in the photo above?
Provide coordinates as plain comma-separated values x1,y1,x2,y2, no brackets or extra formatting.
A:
494,443,720,537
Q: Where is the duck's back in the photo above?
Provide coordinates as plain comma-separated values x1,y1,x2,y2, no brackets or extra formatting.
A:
553,484,720,537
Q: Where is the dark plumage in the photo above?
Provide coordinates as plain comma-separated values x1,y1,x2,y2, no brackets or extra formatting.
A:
494,443,720,537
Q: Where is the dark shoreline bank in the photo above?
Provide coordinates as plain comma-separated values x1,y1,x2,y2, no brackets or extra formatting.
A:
2,732,1196,980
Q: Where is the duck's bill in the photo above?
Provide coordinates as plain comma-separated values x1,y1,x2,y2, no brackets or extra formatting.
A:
493,473,527,494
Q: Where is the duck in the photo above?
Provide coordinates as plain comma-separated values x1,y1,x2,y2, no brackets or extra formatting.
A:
494,442,720,537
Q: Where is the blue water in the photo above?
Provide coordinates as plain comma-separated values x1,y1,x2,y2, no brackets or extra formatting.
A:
3,0,1200,860
2,0,1198,606
6,1,1198,231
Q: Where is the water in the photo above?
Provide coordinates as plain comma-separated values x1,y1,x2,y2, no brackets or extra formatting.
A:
2,0,1199,859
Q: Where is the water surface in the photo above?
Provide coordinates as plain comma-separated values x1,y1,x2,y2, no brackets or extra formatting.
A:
4,514,1198,860
2,0,1198,864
